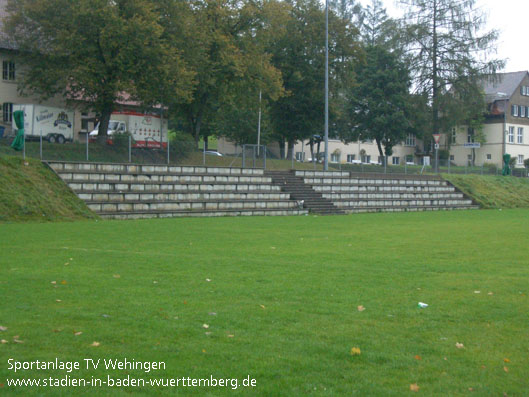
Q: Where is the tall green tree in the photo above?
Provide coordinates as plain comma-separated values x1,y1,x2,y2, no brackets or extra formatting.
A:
169,0,285,147
400,0,504,145
269,0,360,158
349,45,416,162
5,0,193,139
361,0,401,49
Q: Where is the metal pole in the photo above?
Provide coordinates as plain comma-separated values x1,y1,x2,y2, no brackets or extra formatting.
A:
40,129,42,160
257,90,262,156
167,139,170,165
323,0,329,171
128,134,132,163
203,141,206,166
253,145,256,168
23,129,25,161
384,156,387,174
242,145,246,168
263,146,267,170
86,132,89,161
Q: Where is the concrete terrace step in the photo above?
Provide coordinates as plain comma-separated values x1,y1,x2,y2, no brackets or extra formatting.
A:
87,199,301,213
77,191,292,202
47,161,265,176
98,208,308,220
323,192,465,200
56,171,273,184
66,181,282,193
304,177,446,186
313,185,456,193
344,205,479,214
334,198,474,208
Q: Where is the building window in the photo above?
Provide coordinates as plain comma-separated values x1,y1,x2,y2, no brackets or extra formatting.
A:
2,102,13,122
295,152,305,161
362,155,371,163
512,105,519,117
487,154,492,160
508,126,515,143
405,134,415,146
451,128,457,144
518,127,524,144
467,129,475,143
405,155,413,164
521,106,526,118
392,156,400,165
330,153,340,163
346,154,355,163
518,155,524,165
450,155,455,161
2,61,15,81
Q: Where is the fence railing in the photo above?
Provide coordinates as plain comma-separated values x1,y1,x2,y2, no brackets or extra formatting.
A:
1,136,528,177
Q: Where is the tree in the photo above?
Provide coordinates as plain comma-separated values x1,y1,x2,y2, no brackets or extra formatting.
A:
400,0,504,145
5,0,193,139
169,0,285,148
349,45,416,162
269,0,360,158
360,0,401,50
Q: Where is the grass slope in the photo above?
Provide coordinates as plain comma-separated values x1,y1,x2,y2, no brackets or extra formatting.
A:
444,174,529,209
0,156,96,222
1,210,529,395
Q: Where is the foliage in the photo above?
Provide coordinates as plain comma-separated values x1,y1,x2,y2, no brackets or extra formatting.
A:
399,0,504,142
268,0,361,157
168,129,196,159
111,132,133,149
168,0,285,147
5,0,193,138
348,45,415,159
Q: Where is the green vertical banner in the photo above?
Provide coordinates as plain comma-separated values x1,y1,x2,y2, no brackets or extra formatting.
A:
502,154,511,176
11,110,24,151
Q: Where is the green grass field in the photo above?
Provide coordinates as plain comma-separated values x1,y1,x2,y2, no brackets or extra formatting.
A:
1,210,529,395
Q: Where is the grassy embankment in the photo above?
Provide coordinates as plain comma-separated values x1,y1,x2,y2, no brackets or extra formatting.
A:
443,174,529,209
0,156,96,222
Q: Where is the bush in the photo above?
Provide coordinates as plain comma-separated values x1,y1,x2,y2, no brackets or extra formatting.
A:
169,130,195,159
483,163,498,174
111,132,133,149
524,158,529,168
438,149,449,160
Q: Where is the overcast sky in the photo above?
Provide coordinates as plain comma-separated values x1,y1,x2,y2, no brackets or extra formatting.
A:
357,0,527,73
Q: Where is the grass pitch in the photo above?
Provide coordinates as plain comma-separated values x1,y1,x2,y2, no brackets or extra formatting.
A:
1,210,529,395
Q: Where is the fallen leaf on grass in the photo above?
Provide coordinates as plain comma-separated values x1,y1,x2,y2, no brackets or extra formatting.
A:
414,355,421,360
113,274,120,279
91,342,100,347
357,305,365,312
202,324,209,329
205,332,212,336
0,326,7,332
488,292,494,296
270,247,276,250
468,387,474,391
456,342,464,349
208,312,217,316
13,339,23,344
474,291,481,294
74,331,83,336
60,280,67,285
410,383,420,392
64,262,69,266
1,340,7,344
504,358,510,363
205,278,211,282
51,281,57,285
153,281,158,284
260,305,266,309
227,334,234,338
503,366,509,373
202,349,206,353
350,347,361,356
56,300,62,303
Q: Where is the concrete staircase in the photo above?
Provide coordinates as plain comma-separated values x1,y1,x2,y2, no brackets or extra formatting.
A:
46,162,308,219
295,170,479,213
265,170,345,215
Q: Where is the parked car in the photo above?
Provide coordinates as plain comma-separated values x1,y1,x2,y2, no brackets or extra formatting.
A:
205,150,223,157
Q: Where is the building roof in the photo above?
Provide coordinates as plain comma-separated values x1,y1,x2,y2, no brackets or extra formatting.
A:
483,71,528,102
0,0,17,50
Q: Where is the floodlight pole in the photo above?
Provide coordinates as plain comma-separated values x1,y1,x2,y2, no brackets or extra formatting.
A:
324,0,329,171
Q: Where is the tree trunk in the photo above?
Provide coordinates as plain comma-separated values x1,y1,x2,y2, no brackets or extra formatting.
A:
376,138,385,165
309,140,314,160
278,138,285,159
287,140,294,160
204,135,209,151
97,105,113,144
431,0,439,145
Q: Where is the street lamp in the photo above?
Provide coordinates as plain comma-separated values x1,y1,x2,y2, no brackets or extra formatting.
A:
323,0,329,171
